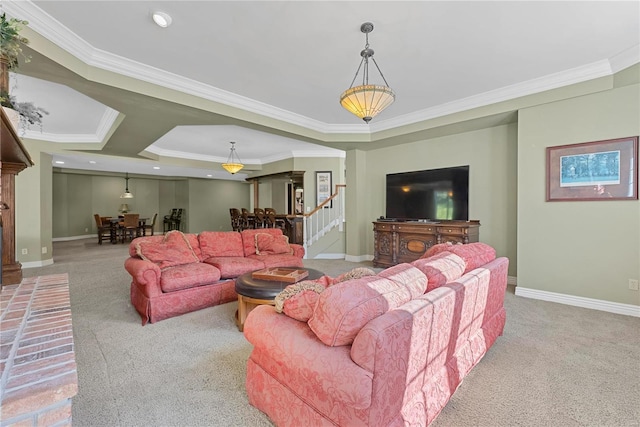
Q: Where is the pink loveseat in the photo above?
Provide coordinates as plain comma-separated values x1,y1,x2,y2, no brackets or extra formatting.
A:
124,229,304,325
243,242,508,426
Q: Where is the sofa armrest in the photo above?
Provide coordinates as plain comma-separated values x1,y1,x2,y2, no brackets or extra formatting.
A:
244,305,373,410
124,257,162,298
290,243,305,258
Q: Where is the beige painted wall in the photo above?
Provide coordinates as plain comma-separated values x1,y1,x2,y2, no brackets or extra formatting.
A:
518,83,639,306
353,124,519,275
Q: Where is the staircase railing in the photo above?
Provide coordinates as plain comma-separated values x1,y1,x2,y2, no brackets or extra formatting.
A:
303,184,346,252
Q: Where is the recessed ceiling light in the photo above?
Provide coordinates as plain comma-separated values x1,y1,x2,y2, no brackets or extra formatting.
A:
152,11,172,28
55,161,64,164
153,166,160,170
89,161,96,164
206,174,213,178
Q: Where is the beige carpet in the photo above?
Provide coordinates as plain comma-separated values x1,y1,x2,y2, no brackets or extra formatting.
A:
24,239,640,427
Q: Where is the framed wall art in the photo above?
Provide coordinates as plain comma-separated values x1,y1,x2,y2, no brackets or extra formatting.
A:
546,136,638,201
316,171,332,208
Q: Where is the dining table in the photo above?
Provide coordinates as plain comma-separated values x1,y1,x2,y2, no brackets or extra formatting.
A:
106,216,149,243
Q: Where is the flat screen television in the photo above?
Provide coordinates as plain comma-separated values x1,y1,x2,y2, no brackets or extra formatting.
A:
385,166,469,221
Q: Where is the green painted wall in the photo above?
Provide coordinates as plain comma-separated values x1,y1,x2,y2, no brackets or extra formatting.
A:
355,124,518,275
48,173,248,239
187,178,250,233
16,151,53,264
518,82,639,306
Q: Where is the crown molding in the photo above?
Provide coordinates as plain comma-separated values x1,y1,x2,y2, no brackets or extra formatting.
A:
144,145,343,165
144,146,257,165
609,44,640,74
23,105,119,143
5,1,639,139
367,59,616,132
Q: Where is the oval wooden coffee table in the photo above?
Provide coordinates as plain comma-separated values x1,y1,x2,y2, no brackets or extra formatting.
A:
235,267,324,331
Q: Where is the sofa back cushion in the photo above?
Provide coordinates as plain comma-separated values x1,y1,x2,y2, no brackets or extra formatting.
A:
377,263,428,297
199,231,244,258
308,264,427,347
421,242,496,274
130,232,201,260
134,230,199,269
411,251,466,292
241,228,285,256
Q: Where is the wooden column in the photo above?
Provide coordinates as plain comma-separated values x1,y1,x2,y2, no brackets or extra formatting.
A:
1,162,25,284
1,107,34,286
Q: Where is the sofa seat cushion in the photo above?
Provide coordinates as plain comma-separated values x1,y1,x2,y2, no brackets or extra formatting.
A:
411,251,467,291
309,264,427,347
422,242,496,273
135,231,199,269
199,231,244,258
248,254,303,269
203,257,265,279
160,262,221,293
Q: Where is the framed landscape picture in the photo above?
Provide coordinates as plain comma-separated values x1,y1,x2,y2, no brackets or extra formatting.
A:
546,136,638,201
316,171,332,208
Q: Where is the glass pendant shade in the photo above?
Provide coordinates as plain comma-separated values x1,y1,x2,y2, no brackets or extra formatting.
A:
340,84,395,123
222,142,244,174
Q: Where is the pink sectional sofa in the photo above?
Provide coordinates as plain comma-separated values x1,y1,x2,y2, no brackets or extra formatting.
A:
124,229,304,325
243,242,508,426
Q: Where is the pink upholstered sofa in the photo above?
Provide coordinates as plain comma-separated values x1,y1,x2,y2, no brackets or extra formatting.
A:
243,242,508,426
124,228,304,325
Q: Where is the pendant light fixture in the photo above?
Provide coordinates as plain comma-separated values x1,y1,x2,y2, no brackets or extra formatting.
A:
120,172,134,199
340,22,395,123
222,141,244,174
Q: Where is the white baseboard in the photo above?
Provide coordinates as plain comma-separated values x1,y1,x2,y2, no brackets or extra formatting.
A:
345,254,374,263
53,234,95,242
313,253,346,260
21,259,54,269
515,286,640,318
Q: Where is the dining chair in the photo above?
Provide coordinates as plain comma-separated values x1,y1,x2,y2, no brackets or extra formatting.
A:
144,213,158,236
172,209,183,231
241,208,254,230
94,214,112,245
229,208,242,231
121,213,140,243
253,208,266,228
163,209,178,233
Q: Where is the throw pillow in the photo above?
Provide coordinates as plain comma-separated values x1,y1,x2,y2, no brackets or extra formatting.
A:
333,267,376,284
254,233,293,255
274,280,327,322
135,230,199,269
274,268,376,322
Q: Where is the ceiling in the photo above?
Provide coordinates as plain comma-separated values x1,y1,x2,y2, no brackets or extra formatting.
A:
3,1,639,180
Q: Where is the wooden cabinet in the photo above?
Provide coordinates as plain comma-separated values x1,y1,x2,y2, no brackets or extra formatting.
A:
373,220,480,268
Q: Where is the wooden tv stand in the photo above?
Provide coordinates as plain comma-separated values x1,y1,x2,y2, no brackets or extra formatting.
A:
372,220,480,268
